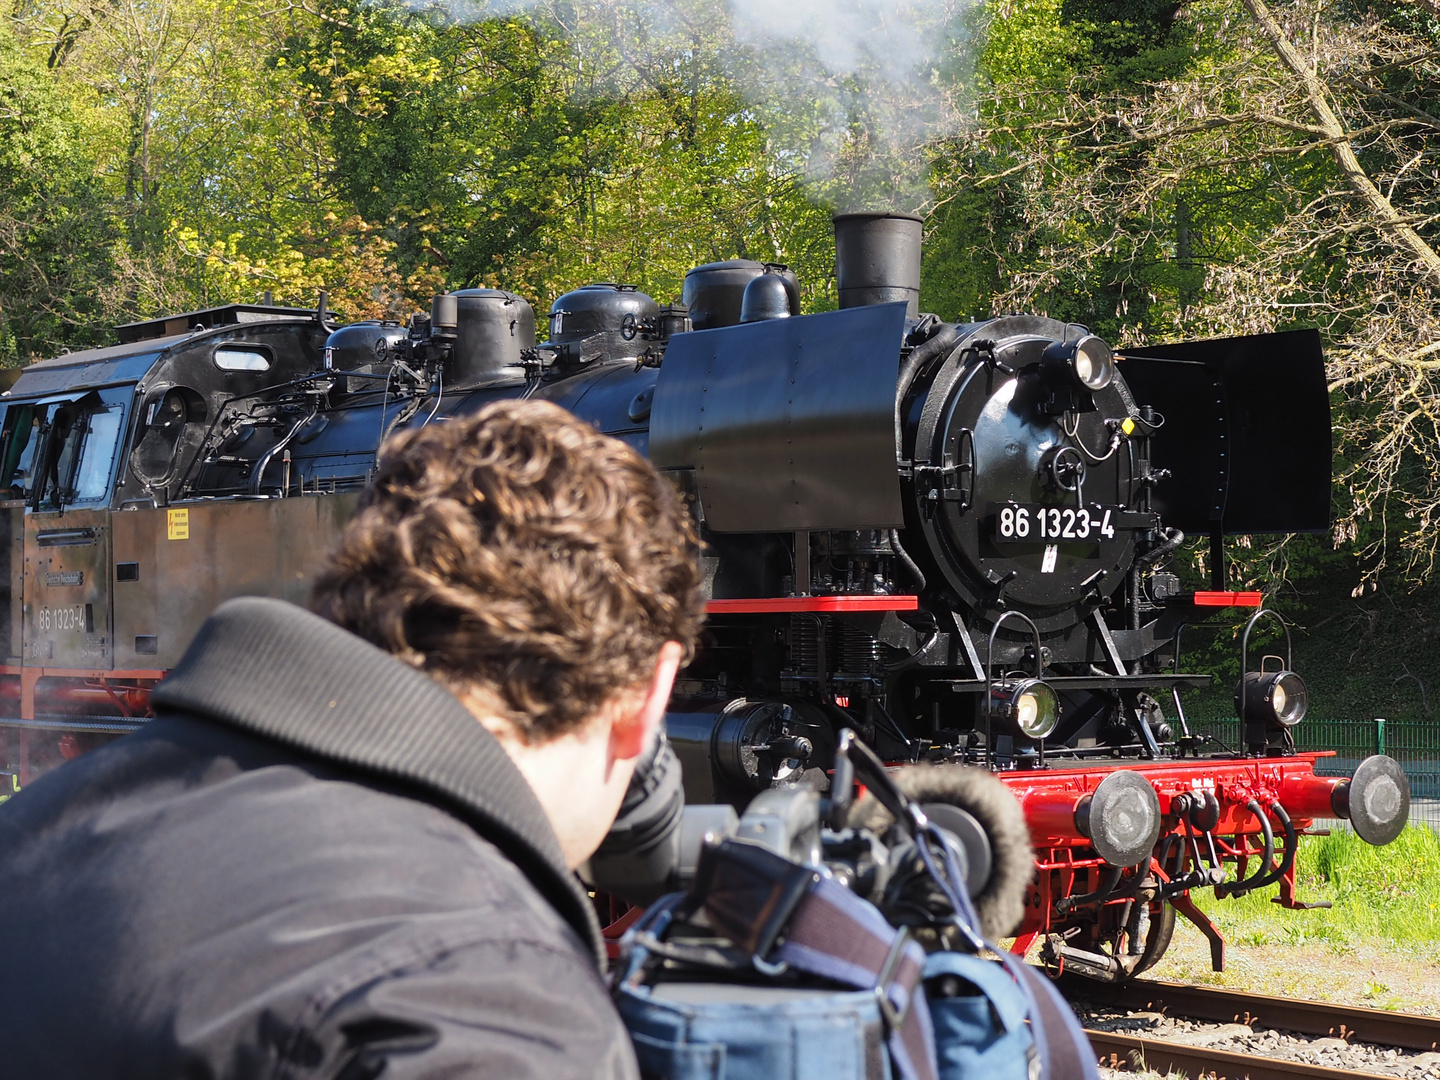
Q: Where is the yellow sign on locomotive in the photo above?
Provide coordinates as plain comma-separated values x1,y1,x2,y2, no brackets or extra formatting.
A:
167,508,190,541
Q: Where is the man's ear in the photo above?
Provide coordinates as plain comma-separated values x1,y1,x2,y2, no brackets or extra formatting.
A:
610,641,685,761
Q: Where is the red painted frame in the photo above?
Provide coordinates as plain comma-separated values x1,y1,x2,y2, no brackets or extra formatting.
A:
995,753,1341,956
705,595,920,614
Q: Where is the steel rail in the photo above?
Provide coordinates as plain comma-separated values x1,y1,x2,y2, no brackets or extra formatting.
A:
1087,1029,1394,1079
1064,976,1440,1052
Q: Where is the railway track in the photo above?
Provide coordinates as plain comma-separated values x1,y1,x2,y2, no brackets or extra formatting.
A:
1086,1030,1416,1079
1062,976,1440,1079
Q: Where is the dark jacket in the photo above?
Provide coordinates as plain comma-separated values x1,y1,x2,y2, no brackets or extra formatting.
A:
0,598,640,1080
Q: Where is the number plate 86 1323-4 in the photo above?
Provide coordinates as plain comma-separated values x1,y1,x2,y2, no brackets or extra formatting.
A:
992,503,1120,543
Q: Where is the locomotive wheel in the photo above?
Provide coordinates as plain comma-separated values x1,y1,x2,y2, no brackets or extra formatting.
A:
1120,899,1176,981
1046,895,1176,982
848,764,1033,938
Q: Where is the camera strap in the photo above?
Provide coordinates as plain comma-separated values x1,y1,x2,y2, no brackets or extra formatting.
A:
771,873,938,1080
618,848,939,1080
840,734,1096,1080
692,836,938,1080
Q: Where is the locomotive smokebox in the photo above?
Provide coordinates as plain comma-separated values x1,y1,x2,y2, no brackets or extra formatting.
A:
833,212,922,317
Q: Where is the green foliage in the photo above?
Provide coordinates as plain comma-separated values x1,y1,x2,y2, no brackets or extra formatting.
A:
0,14,118,363
286,0,836,312
922,0,1217,336
3,0,1440,651
1194,827,1440,946
1058,0,1199,84
3,0,843,343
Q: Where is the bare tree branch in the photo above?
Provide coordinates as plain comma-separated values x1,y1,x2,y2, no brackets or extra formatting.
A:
1243,0,1440,286
1337,75,1440,133
937,2,1440,580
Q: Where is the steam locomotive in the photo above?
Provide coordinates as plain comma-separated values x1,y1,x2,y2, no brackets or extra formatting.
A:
0,212,1410,982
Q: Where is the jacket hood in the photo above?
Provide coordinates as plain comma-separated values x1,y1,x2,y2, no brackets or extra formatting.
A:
150,596,604,964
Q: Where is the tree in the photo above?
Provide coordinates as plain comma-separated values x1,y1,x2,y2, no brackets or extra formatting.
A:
0,10,118,362
288,0,838,313
5,0,429,336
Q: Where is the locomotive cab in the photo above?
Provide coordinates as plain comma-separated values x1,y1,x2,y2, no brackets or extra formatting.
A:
0,304,335,767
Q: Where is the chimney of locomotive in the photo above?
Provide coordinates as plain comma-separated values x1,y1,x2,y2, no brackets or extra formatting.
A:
833,212,922,318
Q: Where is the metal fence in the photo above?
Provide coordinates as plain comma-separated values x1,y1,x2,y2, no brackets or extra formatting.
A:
1185,714,1440,831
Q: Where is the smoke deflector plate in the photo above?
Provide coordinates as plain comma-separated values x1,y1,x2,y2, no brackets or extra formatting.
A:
651,303,907,533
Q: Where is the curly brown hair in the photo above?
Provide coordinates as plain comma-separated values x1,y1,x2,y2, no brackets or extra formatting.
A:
310,399,704,742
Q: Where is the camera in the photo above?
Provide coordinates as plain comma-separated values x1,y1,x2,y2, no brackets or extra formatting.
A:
586,729,1024,944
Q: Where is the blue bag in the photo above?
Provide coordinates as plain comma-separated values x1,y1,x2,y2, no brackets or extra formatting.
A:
913,812,1097,1080
614,886,920,1080
618,977,891,1080
923,951,1032,1080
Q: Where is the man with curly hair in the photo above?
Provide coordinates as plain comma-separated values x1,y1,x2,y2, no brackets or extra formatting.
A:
0,400,705,1079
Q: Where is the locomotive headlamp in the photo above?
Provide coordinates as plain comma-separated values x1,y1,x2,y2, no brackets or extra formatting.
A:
1235,609,1306,755
1040,335,1115,393
1235,669,1308,729
991,678,1060,740
983,613,1060,765
1071,336,1115,391
1037,335,1115,416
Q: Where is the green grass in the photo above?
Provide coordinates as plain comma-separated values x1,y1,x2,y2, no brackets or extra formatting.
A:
1190,825,1440,949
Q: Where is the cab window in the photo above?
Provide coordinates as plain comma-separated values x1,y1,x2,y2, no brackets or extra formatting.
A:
130,385,205,486
0,389,128,509
215,346,271,372
0,404,46,500
72,403,124,502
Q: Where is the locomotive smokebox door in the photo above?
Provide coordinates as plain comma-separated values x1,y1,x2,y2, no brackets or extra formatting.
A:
909,315,1142,634
650,303,907,532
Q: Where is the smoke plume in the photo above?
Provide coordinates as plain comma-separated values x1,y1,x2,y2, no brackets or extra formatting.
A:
418,0,973,213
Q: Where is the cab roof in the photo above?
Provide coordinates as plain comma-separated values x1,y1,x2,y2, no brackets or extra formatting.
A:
6,306,322,399
115,303,317,345
22,334,190,373
6,343,175,399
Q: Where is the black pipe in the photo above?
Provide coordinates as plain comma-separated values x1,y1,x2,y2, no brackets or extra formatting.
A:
886,323,959,595
1157,833,1186,880
1055,865,1125,914
889,529,926,593
177,369,354,494
894,321,960,465
1237,802,1296,895
1215,800,1274,898
1135,527,1185,571
249,401,319,496
317,289,336,334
